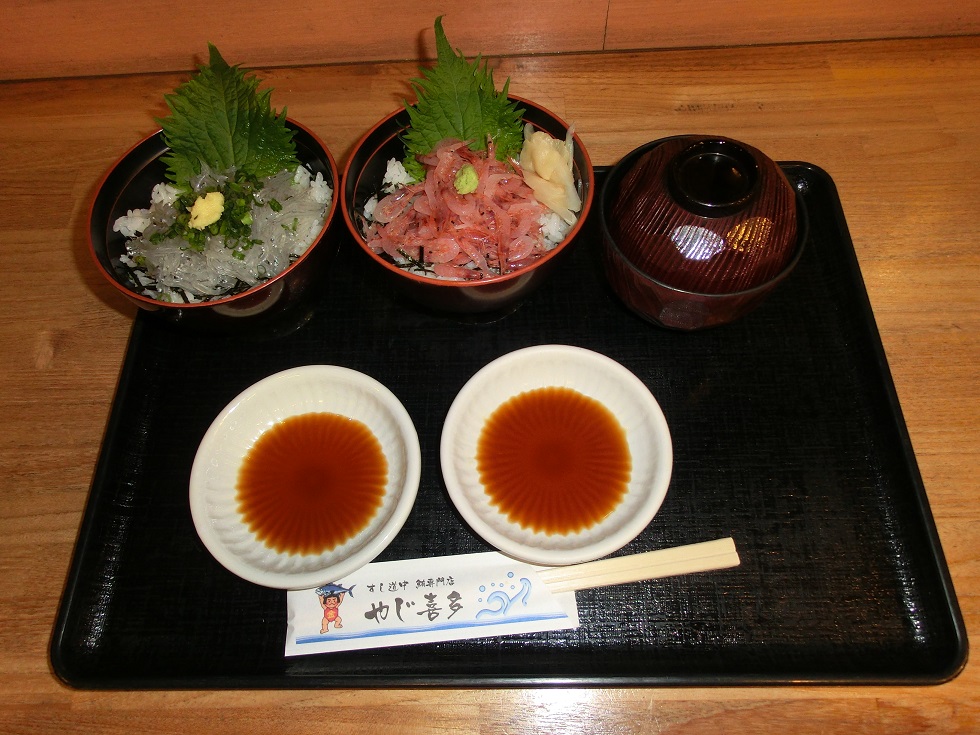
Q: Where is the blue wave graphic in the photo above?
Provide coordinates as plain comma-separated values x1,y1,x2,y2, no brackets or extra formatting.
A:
476,577,533,619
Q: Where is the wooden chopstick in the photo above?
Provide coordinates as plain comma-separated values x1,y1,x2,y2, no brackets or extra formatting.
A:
537,537,740,593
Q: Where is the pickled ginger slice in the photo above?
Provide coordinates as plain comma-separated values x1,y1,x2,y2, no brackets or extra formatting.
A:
519,124,582,225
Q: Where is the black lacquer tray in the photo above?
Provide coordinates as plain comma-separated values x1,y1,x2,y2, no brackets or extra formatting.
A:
51,164,967,688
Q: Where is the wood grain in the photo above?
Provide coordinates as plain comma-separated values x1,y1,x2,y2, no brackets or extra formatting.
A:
2,1,980,81
606,0,980,50
0,0,609,81
0,34,978,735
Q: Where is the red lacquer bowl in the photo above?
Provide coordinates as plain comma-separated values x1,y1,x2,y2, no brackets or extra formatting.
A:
600,136,807,330
88,120,340,332
341,98,595,316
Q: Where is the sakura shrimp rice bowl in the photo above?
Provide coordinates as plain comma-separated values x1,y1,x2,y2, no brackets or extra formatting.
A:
342,98,594,315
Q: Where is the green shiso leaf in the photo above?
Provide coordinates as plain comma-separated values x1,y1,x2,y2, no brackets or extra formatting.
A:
402,17,524,173
157,44,297,187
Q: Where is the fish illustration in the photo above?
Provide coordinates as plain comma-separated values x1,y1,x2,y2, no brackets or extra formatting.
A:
315,582,355,598
315,582,354,634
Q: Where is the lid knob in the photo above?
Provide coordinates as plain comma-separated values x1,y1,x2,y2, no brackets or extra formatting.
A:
668,139,761,217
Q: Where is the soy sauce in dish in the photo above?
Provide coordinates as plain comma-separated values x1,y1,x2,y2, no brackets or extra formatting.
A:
237,412,387,555
476,387,631,535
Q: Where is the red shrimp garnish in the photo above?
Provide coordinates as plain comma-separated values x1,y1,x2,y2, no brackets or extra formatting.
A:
364,139,554,280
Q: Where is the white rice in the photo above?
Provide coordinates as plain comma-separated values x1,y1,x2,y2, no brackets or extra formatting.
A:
540,211,572,246
112,164,332,302
363,195,379,222
381,158,414,193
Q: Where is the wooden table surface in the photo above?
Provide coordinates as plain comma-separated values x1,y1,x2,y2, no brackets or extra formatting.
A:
1,35,977,734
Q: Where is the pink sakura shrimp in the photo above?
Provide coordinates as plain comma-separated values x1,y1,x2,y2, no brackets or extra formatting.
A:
364,139,553,280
